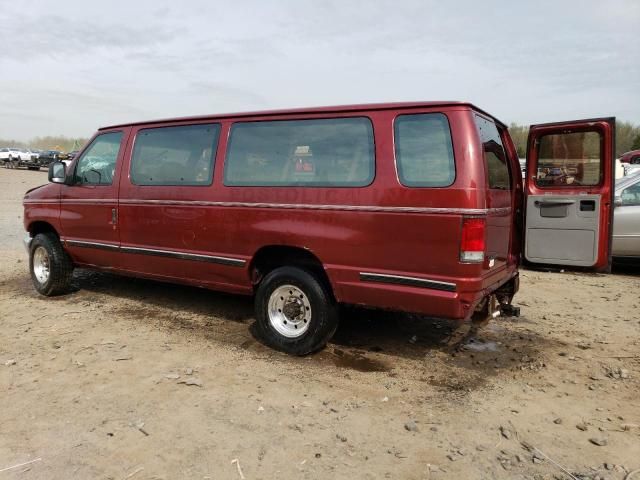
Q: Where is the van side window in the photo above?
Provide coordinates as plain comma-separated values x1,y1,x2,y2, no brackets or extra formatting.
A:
224,117,374,187
74,131,123,185
394,113,455,187
474,115,510,190
131,124,220,186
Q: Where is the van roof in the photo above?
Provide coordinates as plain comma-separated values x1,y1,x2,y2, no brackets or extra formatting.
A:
99,101,507,130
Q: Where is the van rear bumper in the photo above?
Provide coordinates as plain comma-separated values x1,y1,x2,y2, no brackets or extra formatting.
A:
329,266,519,321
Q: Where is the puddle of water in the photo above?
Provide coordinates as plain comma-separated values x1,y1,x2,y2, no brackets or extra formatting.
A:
330,348,390,373
485,323,505,333
462,338,500,352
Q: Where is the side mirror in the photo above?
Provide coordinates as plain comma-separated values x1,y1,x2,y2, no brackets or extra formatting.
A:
614,196,623,207
48,161,66,184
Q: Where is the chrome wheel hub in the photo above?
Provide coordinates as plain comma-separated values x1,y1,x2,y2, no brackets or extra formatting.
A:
267,284,312,338
33,246,50,284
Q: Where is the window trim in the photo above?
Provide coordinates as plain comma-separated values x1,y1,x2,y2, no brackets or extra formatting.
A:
393,112,457,189
222,116,376,188
129,123,221,187
72,131,124,186
473,113,512,191
533,129,604,189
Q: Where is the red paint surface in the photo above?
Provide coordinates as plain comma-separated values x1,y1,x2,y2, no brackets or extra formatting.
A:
619,149,640,164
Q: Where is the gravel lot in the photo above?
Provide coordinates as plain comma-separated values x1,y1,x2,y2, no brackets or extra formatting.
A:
1,168,639,479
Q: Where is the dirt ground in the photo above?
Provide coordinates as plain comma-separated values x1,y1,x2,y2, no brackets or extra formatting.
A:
1,167,639,480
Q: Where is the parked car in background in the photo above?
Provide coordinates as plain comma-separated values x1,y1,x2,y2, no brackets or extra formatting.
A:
37,150,60,165
28,150,40,160
0,148,14,161
613,173,640,263
17,149,32,161
619,149,640,165
1,147,23,168
1,147,22,160
624,163,640,177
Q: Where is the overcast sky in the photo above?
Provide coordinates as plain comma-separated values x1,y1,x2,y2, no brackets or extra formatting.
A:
1,0,638,141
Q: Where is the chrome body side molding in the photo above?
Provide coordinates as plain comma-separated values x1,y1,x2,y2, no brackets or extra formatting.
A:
62,239,246,267
359,272,457,292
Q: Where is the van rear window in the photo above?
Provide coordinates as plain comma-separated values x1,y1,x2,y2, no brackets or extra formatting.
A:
394,113,455,187
224,117,374,187
131,124,220,186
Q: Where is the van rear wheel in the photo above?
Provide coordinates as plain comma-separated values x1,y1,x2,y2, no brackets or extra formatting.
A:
255,266,338,355
29,233,74,296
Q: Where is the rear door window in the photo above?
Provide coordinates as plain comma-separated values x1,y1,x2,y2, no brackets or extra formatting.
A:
224,117,374,187
131,124,220,186
394,113,455,187
535,131,601,187
475,114,511,190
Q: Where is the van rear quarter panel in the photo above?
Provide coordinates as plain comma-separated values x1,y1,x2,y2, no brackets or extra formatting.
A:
116,106,509,319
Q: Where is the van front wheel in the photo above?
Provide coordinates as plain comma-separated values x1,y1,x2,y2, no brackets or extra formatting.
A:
29,233,74,296
255,266,338,355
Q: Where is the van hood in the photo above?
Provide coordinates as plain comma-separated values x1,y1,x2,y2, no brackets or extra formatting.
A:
24,184,48,196
23,182,59,201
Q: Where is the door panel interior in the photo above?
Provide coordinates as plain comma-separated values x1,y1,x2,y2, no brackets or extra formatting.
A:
525,194,601,266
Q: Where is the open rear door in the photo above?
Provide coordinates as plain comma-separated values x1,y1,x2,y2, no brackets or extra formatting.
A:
524,118,615,272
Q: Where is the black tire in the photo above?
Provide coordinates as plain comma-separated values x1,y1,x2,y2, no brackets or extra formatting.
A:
255,266,338,355
29,233,74,296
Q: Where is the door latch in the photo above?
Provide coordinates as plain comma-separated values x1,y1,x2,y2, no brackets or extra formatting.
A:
111,208,118,226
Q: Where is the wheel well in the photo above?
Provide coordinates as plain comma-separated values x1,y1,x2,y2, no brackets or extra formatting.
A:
28,221,58,238
250,246,334,296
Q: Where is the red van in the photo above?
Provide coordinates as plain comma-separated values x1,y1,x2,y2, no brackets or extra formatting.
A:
22,102,615,354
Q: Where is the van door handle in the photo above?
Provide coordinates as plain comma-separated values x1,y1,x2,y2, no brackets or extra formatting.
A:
534,199,575,207
111,208,118,225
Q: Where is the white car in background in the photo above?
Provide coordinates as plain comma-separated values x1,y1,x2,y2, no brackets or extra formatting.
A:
1,148,43,169
624,163,640,177
1,147,26,167
0,147,22,162
16,149,32,161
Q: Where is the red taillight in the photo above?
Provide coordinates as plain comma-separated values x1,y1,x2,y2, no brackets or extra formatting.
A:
460,217,485,263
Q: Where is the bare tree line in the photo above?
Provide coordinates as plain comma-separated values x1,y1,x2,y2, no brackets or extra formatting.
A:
509,121,640,158
0,136,89,152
